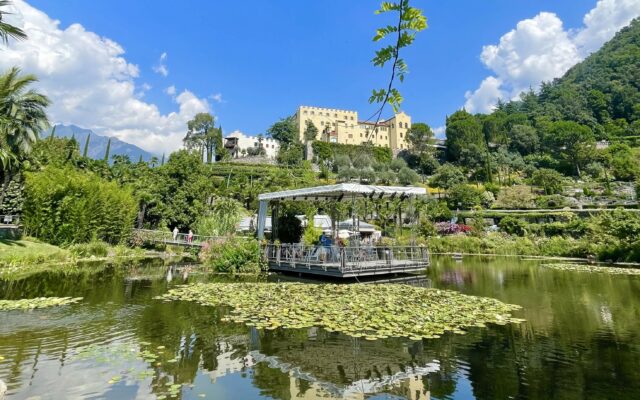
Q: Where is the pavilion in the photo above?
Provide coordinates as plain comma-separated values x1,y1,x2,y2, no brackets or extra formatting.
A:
256,183,430,278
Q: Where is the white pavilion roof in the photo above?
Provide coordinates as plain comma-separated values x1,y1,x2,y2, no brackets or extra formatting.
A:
257,183,426,202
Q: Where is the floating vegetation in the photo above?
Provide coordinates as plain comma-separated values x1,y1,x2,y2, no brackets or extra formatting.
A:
74,342,183,397
0,296,82,311
157,283,524,340
541,263,640,275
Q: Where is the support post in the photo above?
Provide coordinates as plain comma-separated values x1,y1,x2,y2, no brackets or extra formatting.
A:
257,200,268,240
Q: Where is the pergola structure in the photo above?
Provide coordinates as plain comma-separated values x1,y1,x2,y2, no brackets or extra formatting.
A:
256,183,429,278
256,183,426,239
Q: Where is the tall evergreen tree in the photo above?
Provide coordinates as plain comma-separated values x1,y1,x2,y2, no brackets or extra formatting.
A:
103,138,111,162
82,133,90,158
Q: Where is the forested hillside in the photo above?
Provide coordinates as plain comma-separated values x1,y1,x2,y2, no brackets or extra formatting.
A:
444,18,640,181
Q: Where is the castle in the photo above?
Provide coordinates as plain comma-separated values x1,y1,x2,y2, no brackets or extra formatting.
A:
293,105,411,150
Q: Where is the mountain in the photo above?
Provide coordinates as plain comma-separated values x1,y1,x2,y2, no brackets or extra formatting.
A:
48,124,156,162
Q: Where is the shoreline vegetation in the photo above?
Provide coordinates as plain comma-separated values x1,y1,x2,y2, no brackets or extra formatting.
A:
0,237,192,279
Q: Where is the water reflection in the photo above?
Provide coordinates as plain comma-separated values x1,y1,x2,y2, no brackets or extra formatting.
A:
0,256,639,399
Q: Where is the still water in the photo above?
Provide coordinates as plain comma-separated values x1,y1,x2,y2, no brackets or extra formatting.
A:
1,256,639,399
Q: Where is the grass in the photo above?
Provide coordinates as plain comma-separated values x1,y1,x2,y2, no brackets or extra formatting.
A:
0,238,69,262
0,238,162,280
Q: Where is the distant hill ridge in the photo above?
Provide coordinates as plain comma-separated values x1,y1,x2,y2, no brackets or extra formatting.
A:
47,124,156,162
501,17,640,131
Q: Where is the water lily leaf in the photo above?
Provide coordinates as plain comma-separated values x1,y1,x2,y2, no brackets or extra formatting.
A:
157,283,524,341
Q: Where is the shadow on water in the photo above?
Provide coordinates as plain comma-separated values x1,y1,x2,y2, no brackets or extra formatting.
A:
0,255,639,399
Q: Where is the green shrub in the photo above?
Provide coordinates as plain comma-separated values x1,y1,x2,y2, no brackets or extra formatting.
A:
23,167,137,245
498,216,528,236
535,194,571,209
199,237,265,273
68,241,109,258
494,185,535,209
195,197,245,236
312,141,392,165
302,223,323,246
417,218,437,237
447,184,482,209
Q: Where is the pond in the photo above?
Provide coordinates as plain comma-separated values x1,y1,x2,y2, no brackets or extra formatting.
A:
1,256,639,399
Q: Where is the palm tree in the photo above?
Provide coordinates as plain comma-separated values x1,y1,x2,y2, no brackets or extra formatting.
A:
0,0,27,45
0,67,50,168
0,66,50,205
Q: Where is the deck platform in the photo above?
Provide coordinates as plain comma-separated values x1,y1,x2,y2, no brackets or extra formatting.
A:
263,244,430,279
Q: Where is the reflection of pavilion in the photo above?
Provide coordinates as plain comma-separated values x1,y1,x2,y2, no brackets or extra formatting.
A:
290,372,437,400
250,350,437,399
206,339,255,382
246,328,439,399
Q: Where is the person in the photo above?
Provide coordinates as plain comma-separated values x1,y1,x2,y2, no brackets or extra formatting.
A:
172,227,179,241
187,229,194,243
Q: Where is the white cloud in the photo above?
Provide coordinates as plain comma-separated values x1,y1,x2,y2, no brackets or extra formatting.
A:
136,82,152,98
432,125,446,139
0,1,211,155
209,92,223,103
464,76,505,114
153,51,168,77
575,0,640,55
165,85,176,96
464,0,640,114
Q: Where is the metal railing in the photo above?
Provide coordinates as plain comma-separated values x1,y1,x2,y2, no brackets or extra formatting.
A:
0,215,20,225
262,243,430,272
132,229,222,246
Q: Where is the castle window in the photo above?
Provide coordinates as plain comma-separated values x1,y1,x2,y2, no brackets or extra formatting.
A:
400,132,403,138
303,110,308,114
334,113,337,117
321,121,324,125
348,134,353,138
311,111,315,115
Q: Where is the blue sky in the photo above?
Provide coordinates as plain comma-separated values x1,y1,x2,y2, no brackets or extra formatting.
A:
3,0,639,153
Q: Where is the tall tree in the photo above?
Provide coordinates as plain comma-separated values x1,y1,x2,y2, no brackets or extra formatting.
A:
82,133,90,158
0,67,50,169
549,121,595,176
303,120,319,141
103,138,111,161
406,122,434,154
267,116,298,145
445,110,485,161
184,112,219,164
0,1,27,45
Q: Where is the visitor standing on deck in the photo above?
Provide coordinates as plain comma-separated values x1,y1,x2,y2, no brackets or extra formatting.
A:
173,227,179,241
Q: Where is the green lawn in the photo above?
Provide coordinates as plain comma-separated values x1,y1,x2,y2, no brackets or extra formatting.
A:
0,238,68,261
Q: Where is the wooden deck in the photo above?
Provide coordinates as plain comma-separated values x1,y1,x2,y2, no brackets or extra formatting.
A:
264,244,430,279
268,259,428,278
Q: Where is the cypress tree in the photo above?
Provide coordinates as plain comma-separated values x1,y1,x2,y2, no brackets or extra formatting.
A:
138,155,143,163
161,153,165,166
49,125,56,141
104,138,111,162
83,134,91,158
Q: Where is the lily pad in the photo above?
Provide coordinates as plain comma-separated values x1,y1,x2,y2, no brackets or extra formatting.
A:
541,263,640,275
157,283,523,341
0,297,82,311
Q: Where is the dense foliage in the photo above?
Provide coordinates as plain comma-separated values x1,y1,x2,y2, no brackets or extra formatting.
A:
198,237,266,273
23,166,137,245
